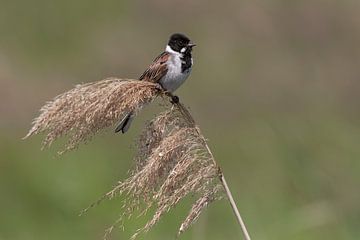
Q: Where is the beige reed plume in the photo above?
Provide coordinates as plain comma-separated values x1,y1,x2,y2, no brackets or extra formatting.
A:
24,78,160,153
25,78,251,240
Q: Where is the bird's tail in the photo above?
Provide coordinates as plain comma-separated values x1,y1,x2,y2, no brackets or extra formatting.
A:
115,112,134,133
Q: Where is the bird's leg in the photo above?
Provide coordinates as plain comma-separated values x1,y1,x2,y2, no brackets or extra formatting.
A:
164,91,179,104
155,83,180,104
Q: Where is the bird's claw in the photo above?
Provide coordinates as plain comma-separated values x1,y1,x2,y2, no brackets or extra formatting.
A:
170,95,179,104
162,89,180,104
155,83,163,92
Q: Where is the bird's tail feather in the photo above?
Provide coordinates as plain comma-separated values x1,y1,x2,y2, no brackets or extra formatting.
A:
115,112,134,133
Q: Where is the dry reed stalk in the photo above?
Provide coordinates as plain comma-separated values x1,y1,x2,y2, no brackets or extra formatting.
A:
25,78,251,239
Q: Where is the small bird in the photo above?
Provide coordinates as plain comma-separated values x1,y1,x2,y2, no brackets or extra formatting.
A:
115,33,196,133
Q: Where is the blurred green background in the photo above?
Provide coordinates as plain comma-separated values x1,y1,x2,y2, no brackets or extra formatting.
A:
1,0,360,239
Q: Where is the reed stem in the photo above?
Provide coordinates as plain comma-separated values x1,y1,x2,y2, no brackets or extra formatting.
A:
220,174,251,240
173,100,251,240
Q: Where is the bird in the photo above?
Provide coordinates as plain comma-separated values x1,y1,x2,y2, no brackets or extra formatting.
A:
115,33,196,133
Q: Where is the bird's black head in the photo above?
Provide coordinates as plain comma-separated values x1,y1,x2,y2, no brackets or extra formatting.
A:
167,33,195,53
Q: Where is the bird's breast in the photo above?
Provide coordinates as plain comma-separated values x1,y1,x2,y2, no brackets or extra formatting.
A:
160,56,192,92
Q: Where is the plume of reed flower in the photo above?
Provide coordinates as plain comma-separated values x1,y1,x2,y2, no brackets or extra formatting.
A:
99,106,224,239
24,78,160,153
25,77,251,240
82,104,250,240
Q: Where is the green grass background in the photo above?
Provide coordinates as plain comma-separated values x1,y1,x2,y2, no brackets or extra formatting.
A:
1,0,360,239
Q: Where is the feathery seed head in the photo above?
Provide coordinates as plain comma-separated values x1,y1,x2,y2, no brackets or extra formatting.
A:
25,78,225,239
24,78,160,153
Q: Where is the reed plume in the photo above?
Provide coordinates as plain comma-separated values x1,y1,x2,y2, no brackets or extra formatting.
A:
24,78,160,153
25,77,251,240
96,106,223,239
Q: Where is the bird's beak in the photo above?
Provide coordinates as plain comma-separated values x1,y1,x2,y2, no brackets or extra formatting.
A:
188,42,196,48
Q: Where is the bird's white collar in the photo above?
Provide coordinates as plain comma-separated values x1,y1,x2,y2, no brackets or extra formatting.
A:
165,45,183,57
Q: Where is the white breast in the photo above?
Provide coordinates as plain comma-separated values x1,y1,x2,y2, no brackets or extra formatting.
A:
160,46,192,92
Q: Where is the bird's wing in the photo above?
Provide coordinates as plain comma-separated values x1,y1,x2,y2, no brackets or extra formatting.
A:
139,52,169,82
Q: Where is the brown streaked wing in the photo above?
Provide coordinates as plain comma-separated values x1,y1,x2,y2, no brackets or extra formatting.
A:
139,52,169,83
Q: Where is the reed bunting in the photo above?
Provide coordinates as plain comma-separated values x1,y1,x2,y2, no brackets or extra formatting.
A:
115,33,196,133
